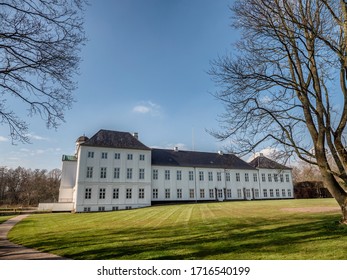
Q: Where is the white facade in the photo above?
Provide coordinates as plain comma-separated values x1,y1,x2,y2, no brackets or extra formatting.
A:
73,145,152,212
52,130,294,212
257,168,293,199
151,167,261,202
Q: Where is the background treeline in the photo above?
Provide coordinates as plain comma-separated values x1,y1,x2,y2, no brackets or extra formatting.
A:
0,167,61,206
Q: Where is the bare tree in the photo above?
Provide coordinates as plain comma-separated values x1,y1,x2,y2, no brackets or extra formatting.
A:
0,0,86,143
209,0,347,223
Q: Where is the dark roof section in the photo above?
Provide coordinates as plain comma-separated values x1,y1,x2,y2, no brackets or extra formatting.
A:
151,149,256,170
81,129,150,150
249,156,291,170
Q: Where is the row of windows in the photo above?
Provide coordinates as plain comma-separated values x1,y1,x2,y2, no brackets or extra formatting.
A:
83,206,132,212
87,151,146,161
86,167,146,180
85,187,292,201
261,173,290,183
85,188,145,200
86,167,291,184
151,188,291,199
263,188,292,198
153,169,290,183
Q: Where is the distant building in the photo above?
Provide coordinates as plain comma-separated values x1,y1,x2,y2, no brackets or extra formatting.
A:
39,129,294,212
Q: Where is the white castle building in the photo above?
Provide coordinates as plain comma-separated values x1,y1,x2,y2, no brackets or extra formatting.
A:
40,129,294,212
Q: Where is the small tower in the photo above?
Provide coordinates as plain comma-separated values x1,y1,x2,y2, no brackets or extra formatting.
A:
75,135,89,155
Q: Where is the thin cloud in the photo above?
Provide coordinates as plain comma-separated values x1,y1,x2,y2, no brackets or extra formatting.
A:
0,136,8,142
25,133,49,141
132,101,161,116
133,105,151,114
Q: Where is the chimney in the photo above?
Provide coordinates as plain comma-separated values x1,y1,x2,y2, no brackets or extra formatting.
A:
174,146,179,152
218,150,223,155
132,132,139,139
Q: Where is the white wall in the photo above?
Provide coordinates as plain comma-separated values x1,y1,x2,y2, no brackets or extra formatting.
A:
151,166,261,201
258,168,293,199
58,160,77,203
74,146,152,212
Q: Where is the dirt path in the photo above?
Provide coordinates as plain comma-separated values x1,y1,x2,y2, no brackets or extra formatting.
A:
281,206,340,213
0,215,67,260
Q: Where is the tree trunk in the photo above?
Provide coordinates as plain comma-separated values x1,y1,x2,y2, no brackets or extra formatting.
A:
319,168,347,224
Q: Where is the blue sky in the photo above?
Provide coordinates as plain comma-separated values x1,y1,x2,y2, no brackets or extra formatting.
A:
0,0,243,170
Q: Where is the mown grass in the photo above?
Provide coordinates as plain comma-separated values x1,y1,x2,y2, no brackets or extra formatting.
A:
0,215,15,224
7,199,347,260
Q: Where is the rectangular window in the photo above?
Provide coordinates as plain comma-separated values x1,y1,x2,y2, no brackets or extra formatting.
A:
99,188,106,199
226,189,232,198
139,168,145,180
245,173,249,182
208,171,213,181
165,188,170,199
263,189,268,198
114,153,120,159
262,173,266,182
126,188,132,199
127,154,133,160
86,167,93,178
84,207,91,212
153,169,158,180
125,206,132,210
152,189,158,199
287,189,292,197
165,170,170,180
177,189,182,199
113,188,119,199
139,188,145,199
280,174,284,182
268,174,272,182
217,172,222,181
85,188,92,199
189,189,195,199
114,167,120,179
237,189,242,198
270,189,274,197
245,189,251,198
274,174,278,182
200,189,205,198
199,171,204,181
112,206,119,211
98,206,105,212
226,172,230,182
218,189,223,198
189,171,194,181
100,167,107,179
253,173,258,182
236,173,240,182
87,151,94,158
282,189,286,197
209,189,214,198
139,154,145,161
127,168,133,179
276,189,280,197
286,174,290,182
254,189,259,198
101,152,108,159
177,170,182,180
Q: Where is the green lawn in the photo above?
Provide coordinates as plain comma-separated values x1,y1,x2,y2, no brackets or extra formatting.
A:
0,215,15,224
7,199,347,260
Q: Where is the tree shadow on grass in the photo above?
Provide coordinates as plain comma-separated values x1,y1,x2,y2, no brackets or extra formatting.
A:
9,213,347,260
66,215,347,259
